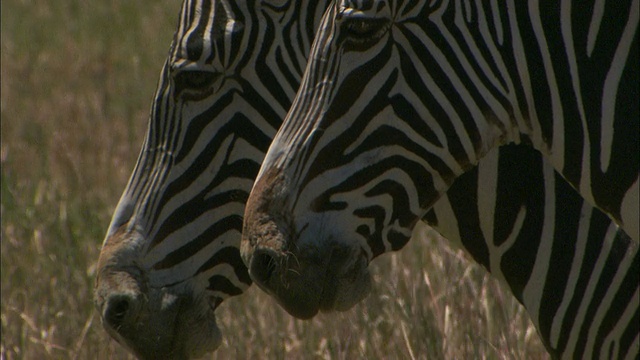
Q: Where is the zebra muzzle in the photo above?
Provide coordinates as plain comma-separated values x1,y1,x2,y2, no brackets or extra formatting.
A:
94,265,145,333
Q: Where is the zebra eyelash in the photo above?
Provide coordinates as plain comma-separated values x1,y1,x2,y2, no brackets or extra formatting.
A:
343,17,389,37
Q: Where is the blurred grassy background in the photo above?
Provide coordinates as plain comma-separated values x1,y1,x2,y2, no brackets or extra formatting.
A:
1,0,548,358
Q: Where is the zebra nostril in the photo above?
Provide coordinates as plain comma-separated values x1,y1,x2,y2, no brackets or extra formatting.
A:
104,295,132,329
250,250,278,285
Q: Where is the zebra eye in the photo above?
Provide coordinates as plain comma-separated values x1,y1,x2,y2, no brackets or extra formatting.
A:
341,17,389,49
175,70,219,90
173,70,220,100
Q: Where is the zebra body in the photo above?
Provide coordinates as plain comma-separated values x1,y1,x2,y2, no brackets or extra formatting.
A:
242,0,639,358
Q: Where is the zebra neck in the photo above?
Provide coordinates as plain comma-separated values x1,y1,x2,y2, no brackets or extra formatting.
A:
422,144,639,357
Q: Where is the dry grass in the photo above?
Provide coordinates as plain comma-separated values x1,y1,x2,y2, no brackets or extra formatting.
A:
213,230,549,359
1,1,548,358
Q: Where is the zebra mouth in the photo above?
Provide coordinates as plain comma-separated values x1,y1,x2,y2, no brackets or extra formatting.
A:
247,242,372,318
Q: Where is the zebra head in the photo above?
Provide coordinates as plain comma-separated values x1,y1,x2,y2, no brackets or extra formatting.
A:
242,0,639,320
242,0,459,320
94,0,329,358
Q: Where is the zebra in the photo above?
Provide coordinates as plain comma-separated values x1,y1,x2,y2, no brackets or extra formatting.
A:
94,0,637,358
93,0,331,358
92,0,635,358
242,0,639,358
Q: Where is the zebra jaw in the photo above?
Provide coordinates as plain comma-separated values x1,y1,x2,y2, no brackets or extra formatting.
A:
94,226,222,359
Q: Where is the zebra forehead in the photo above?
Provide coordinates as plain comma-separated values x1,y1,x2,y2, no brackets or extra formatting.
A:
171,0,243,64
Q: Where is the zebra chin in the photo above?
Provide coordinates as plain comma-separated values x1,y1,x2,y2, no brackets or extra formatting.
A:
94,226,222,359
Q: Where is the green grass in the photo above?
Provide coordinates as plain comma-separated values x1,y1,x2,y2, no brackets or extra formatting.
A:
1,1,548,358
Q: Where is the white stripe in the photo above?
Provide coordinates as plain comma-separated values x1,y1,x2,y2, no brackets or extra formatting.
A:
586,0,606,57
490,0,503,45
521,158,557,333
620,178,639,242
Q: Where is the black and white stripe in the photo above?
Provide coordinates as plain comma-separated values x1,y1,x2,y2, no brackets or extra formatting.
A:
97,0,637,358
425,143,638,358
95,3,332,357
244,0,639,358
101,0,329,302
264,0,638,243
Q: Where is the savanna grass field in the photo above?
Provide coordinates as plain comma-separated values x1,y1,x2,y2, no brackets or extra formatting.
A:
1,1,549,358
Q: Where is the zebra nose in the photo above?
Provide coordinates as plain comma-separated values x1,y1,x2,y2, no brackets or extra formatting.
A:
249,247,280,287
103,293,138,329
94,264,144,334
